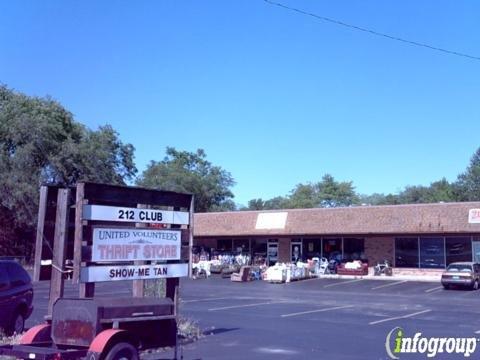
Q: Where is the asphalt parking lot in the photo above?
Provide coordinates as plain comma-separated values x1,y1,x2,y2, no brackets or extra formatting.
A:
28,277,480,359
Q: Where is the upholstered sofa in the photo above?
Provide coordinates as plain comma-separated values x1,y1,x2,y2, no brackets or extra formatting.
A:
336,262,368,276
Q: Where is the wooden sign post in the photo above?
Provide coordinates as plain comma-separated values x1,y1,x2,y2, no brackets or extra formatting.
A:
33,186,48,282
47,188,70,315
72,182,193,301
33,182,193,306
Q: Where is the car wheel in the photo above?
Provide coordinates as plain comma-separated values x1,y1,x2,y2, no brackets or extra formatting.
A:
443,284,450,290
473,280,479,291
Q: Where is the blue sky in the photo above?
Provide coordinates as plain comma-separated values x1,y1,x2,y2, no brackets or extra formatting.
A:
1,1,479,206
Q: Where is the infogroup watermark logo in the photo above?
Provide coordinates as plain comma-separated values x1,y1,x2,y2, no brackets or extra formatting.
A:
385,327,478,359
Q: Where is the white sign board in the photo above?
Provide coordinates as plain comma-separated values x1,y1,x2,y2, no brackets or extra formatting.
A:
92,227,181,262
255,212,288,229
469,209,480,224
83,205,189,225
80,263,189,283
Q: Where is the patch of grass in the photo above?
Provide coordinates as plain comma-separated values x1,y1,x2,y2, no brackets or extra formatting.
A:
0,331,21,346
177,316,204,342
0,331,21,360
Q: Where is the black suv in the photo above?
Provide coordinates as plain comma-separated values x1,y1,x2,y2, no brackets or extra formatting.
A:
0,261,33,335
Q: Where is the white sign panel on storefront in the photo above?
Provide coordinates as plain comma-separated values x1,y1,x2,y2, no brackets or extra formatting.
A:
83,205,189,225
92,227,181,262
255,212,288,229
469,209,480,224
80,263,189,283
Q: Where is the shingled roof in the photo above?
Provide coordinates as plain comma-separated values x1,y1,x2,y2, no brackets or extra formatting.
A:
193,202,480,237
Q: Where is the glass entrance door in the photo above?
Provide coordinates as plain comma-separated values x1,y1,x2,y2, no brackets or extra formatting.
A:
267,240,278,266
472,241,480,263
291,241,302,262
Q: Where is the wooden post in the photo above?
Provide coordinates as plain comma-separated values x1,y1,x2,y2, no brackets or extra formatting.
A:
73,183,84,283
33,186,48,282
80,282,95,298
167,203,186,300
166,277,179,301
75,183,95,298
132,266,145,297
132,204,147,297
48,188,70,316
189,196,194,278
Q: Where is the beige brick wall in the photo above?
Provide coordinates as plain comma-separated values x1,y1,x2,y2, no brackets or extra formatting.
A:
278,238,291,262
365,237,394,266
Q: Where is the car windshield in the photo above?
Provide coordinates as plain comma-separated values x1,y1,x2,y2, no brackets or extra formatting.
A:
446,264,472,272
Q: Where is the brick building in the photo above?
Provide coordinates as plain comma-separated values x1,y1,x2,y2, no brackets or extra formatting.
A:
193,202,480,271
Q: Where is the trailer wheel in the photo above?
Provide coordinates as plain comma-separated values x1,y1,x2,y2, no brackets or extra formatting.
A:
12,311,25,334
104,342,139,360
6,310,25,335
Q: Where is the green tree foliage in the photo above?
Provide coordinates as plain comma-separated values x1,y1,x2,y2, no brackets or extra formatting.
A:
0,86,77,228
288,183,318,208
429,178,459,202
359,193,400,206
49,124,137,186
288,174,359,208
0,209,20,256
242,197,290,210
359,179,458,206
246,198,265,210
0,85,136,255
246,174,462,210
399,179,458,203
316,174,359,207
264,196,290,209
397,185,431,204
456,148,480,201
245,174,358,210
209,199,236,212
136,147,235,212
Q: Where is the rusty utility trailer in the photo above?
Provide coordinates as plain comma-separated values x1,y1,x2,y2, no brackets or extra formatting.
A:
0,296,178,360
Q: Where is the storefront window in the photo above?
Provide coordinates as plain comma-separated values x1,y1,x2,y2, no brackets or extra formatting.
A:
395,238,419,268
323,238,342,261
343,238,365,261
233,239,249,254
251,239,267,265
302,238,321,260
419,237,445,269
217,239,232,252
267,239,279,266
446,237,471,265
472,237,480,263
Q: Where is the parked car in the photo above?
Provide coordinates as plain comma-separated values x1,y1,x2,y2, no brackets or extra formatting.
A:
441,262,480,290
0,260,33,335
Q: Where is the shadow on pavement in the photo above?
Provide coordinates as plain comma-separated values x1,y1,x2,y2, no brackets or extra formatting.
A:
203,327,240,336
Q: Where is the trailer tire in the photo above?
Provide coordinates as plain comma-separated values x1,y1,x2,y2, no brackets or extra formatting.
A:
12,311,25,335
6,310,25,335
104,342,139,360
